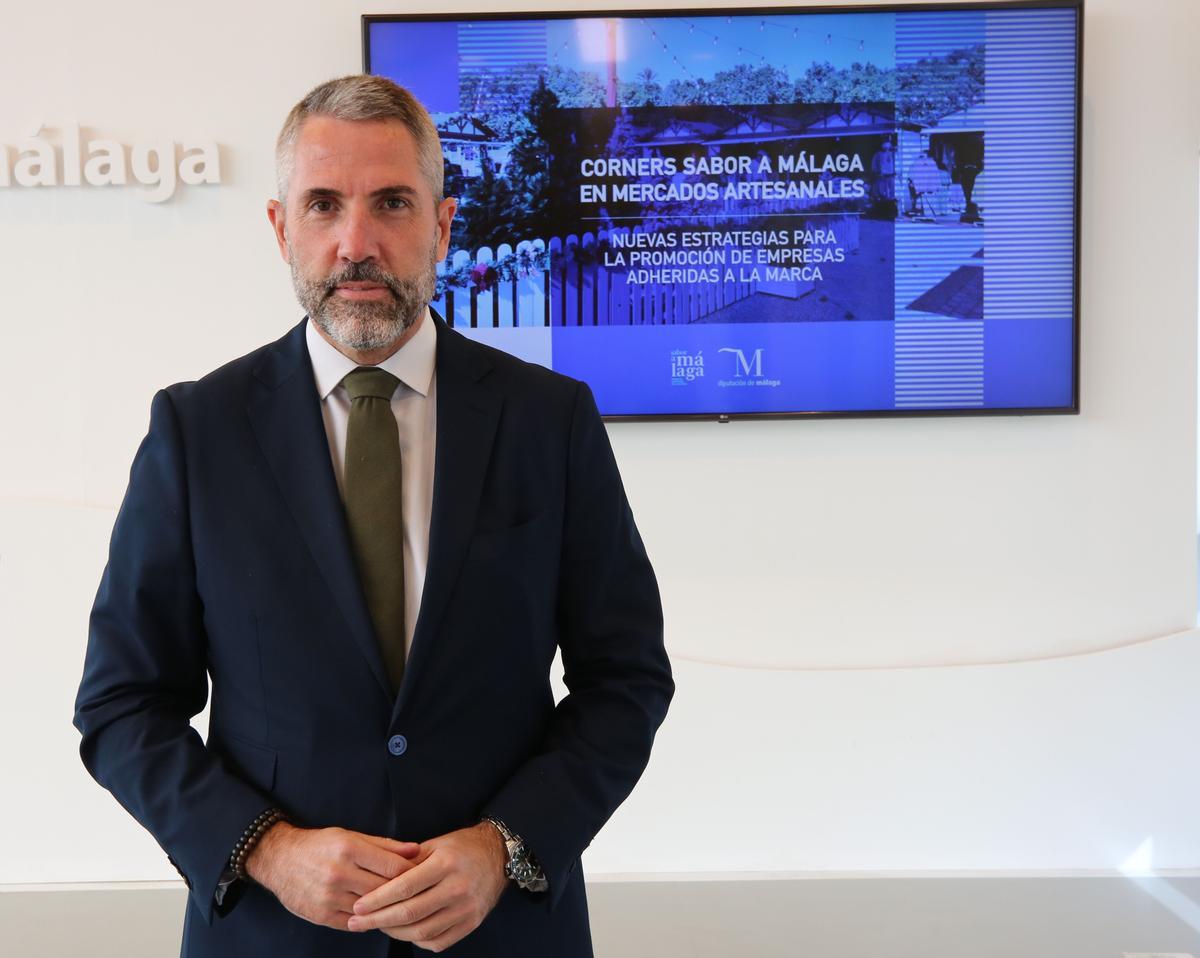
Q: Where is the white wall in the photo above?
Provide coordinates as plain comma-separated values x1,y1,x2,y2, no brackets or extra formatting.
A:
1,0,1198,884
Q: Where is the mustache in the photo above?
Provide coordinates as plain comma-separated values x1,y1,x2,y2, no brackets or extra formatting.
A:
322,262,402,299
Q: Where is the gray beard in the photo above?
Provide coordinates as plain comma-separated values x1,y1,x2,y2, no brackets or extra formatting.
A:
291,256,437,352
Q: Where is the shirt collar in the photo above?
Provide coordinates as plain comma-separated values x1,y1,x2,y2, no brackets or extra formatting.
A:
305,307,436,400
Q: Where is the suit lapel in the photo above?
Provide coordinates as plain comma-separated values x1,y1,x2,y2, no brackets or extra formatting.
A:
246,320,394,702
399,319,500,707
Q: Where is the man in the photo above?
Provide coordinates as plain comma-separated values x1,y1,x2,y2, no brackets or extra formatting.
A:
74,75,673,957
908,150,944,221
870,139,896,210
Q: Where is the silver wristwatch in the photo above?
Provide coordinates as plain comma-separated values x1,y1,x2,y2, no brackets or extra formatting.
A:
484,817,549,893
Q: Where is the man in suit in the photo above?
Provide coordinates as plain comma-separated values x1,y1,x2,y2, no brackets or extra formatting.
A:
74,74,673,957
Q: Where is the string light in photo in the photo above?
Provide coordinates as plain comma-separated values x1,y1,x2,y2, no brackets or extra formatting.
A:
549,33,573,64
755,16,869,51
682,15,868,54
637,17,776,79
634,15,871,84
638,18,700,82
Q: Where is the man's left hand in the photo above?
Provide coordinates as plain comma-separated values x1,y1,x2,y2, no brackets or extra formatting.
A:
346,821,508,951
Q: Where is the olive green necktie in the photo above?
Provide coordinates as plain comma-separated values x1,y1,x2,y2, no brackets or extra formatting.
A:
342,367,406,692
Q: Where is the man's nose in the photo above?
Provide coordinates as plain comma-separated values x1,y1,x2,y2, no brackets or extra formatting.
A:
336,205,379,263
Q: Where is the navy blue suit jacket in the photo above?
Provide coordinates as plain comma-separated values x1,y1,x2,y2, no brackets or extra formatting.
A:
74,316,673,957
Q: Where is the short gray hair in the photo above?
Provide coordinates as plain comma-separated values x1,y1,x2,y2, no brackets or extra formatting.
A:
275,74,444,205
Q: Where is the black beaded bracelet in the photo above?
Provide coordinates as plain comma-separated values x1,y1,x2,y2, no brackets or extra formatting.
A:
230,807,287,882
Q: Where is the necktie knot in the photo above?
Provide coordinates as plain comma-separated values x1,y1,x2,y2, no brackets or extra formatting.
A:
343,367,399,402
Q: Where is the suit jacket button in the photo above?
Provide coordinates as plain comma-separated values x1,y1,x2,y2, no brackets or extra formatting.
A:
387,735,408,756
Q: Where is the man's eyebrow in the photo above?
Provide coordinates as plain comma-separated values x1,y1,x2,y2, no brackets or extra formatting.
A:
298,187,341,203
370,185,419,198
297,185,419,202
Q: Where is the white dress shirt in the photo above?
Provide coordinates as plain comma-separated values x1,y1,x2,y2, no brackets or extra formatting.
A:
304,310,437,656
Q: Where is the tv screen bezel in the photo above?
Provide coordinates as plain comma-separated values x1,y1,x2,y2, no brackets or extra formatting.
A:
362,0,1083,423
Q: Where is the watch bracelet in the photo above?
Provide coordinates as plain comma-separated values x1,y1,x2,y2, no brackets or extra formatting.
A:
483,817,548,891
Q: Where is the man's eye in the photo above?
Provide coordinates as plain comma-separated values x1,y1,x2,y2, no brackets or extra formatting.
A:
310,200,334,213
383,197,408,210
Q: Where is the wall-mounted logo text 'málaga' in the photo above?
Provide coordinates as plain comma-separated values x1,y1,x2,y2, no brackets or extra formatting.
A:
0,123,221,202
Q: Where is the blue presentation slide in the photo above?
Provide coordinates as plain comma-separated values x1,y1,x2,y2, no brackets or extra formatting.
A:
368,5,1079,417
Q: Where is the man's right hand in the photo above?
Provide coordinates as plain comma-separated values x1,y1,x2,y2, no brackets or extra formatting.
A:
246,822,421,931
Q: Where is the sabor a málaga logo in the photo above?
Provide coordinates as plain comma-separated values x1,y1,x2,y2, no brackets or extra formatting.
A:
670,348,704,385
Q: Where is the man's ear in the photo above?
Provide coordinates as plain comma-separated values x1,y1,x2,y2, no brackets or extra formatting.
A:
435,196,457,261
267,199,290,264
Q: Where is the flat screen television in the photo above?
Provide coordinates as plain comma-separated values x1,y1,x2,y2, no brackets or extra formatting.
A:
364,1,1081,420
